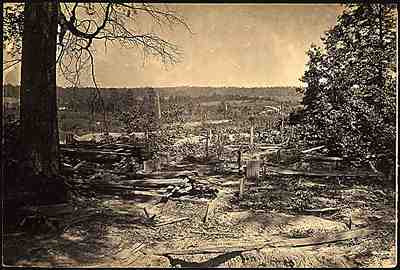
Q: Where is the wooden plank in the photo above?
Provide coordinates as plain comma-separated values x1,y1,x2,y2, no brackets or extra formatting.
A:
60,147,132,156
154,228,371,256
304,156,343,162
267,166,379,177
121,178,189,187
137,170,196,179
303,207,341,213
301,145,326,154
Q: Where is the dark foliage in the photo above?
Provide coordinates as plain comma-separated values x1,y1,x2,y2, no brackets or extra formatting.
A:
292,4,396,177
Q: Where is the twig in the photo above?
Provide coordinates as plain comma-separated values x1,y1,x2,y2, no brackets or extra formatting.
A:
190,230,235,237
153,217,190,227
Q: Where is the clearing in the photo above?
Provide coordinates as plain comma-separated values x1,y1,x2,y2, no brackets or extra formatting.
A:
4,156,396,267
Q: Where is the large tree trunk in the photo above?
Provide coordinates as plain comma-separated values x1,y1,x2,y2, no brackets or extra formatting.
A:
20,2,60,178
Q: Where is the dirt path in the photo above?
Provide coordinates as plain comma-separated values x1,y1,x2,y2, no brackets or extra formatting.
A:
4,163,396,267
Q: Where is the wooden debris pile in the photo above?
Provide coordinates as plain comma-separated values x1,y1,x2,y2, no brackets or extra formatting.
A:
60,141,218,200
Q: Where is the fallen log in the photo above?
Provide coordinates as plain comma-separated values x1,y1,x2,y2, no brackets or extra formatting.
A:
154,228,371,255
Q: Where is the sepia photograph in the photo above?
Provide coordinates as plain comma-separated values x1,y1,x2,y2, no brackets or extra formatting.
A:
2,2,398,268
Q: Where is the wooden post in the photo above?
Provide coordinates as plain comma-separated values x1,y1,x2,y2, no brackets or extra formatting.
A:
155,91,161,129
165,152,170,165
237,149,242,174
249,116,255,147
258,160,265,186
281,104,284,130
250,125,254,145
205,129,209,159
239,177,245,199
154,159,161,171
145,131,150,159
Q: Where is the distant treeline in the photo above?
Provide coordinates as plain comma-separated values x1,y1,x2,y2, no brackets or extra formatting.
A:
3,84,301,113
3,84,300,98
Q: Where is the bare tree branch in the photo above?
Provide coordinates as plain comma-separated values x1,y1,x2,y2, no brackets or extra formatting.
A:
52,3,191,130
3,58,21,71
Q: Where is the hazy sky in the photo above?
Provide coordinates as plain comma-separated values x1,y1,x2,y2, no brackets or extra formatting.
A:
4,4,343,88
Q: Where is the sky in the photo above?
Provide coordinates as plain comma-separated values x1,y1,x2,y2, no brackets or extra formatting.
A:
3,4,343,88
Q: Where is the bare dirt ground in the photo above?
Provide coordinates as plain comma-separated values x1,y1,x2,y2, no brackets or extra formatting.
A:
3,161,397,268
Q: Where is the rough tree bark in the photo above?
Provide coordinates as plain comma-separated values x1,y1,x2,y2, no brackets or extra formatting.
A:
20,2,59,178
